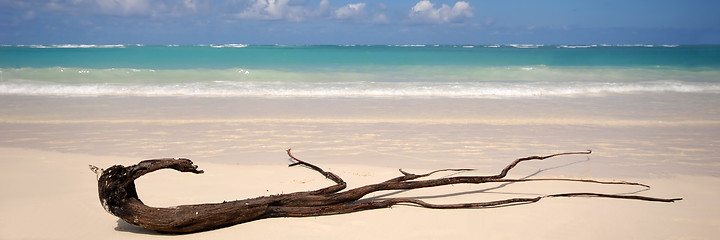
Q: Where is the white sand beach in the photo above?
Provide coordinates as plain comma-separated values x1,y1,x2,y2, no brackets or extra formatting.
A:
1,95,719,239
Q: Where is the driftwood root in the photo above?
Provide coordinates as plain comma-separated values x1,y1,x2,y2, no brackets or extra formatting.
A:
92,150,681,233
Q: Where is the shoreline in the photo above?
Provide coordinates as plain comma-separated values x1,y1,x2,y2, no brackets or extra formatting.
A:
2,93,719,122
2,94,719,176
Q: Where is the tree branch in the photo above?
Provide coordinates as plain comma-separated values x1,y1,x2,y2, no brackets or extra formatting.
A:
93,149,680,233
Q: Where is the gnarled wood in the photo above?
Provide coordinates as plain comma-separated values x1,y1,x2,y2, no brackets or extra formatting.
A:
92,150,681,233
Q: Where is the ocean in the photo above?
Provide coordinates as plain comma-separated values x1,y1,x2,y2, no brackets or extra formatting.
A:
2,44,719,98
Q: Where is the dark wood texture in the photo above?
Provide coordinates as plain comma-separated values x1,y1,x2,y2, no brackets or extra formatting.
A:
93,150,681,233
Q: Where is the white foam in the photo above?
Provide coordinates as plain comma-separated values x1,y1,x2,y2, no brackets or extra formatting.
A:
507,44,543,49
617,44,655,48
1,80,718,99
209,44,248,48
25,44,127,48
557,45,597,49
48,44,126,48
2,66,718,98
198,44,249,48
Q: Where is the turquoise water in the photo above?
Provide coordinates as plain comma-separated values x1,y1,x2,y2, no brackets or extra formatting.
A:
1,44,719,98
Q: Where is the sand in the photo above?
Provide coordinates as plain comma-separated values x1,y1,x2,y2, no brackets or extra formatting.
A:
1,95,719,239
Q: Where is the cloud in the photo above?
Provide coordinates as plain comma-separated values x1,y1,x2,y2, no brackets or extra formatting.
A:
331,2,393,24
372,13,389,24
377,3,387,11
16,1,391,24
95,0,151,16
42,0,152,16
408,0,473,24
333,3,365,20
234,0,382,23
234,0,329,22
37,0,204,17
183,0,198,12
22,10,36,20
234,0,289,20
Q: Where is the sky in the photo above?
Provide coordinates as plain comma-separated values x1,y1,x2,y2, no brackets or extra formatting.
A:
1,0,719,45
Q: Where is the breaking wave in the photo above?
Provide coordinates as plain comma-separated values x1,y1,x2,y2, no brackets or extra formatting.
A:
2,65,718,98
2,80,718,98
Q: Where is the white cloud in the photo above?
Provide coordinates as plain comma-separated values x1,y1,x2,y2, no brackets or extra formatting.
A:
333,3,365,20
372,13,389,24
22,10,36,20
377,3,387,11
412,0,434,13
41,0,151,16
95,0,151,16
39,0,205,17
234,1,381,23
409,0,473,24
234,0,329,22
183,0,197,12
31,0,386,23
483,17,495,26
234,0,281,20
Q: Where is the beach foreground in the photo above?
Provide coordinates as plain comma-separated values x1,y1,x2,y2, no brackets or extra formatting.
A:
1,95,719,239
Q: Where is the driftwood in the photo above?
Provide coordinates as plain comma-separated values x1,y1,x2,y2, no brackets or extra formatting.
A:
91,149,681,233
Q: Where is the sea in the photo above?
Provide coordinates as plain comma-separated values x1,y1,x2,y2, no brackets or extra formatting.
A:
2,44,719,98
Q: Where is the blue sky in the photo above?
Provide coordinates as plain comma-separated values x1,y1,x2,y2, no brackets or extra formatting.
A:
1,0,719,45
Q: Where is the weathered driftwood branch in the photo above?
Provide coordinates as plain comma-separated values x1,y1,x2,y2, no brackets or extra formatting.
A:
91,150,681,233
